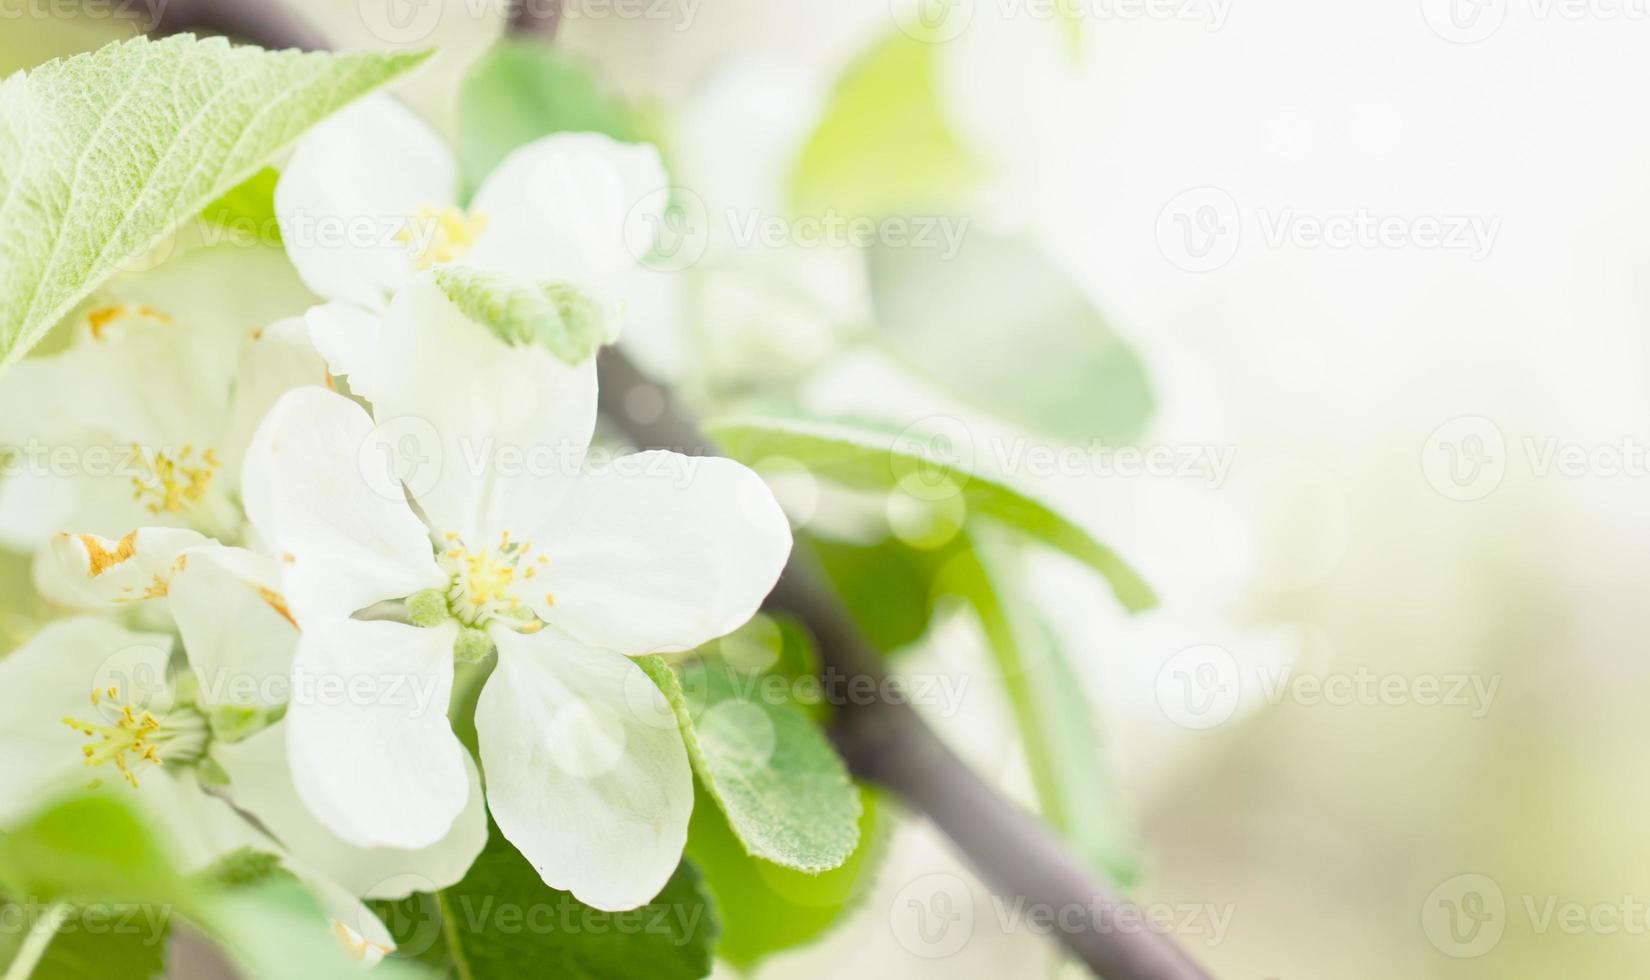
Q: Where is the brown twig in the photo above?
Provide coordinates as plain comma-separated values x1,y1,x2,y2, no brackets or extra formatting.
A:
137,0,328,50
507,0,565,39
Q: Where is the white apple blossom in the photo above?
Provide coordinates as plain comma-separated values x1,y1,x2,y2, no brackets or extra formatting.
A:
0,608,485,963
274,96,666,392
240,272,792,911
0,247,330,586
40,530,491,885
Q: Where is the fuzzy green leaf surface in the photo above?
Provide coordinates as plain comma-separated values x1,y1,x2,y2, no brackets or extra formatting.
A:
639,657,861,874
432,266,603,364
0,34,429,373
685,782,886,968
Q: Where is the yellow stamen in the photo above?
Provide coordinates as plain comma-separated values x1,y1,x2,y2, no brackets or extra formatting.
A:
85,303,171,341
397,205,489,270
63,686,206,789
130,445,221,516
435,531,546,631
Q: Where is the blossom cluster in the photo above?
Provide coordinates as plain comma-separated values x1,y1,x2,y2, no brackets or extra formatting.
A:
0,97,791,959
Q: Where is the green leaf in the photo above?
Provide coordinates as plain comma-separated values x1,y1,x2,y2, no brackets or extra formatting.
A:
191,848,296,892
685,782,886,968
763,617,826,710
209,881,432,980
0,795,428,980
0,797,180,979
457,41,640,200
432,266,603,364
412,830,717,980
937,532,1139,884
869,233,1155,444
0,796,189,910
693,614,828,722
792,32,982,217
0,34,430,374
639,657,862,874
705,416,1158,611
199,167,281,245
811,535,961,654
0,903,169,980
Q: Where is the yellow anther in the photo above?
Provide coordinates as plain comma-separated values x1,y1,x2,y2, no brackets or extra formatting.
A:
85,303,172,341
435,531,546,631
63,685,207,789
397,205,489,270
130,445,221,516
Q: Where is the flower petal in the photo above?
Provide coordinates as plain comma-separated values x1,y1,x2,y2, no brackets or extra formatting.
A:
0,310,236,547
0,245,306,548
526,452,792,654
43,527,207,608
132,771,269,874
220,317,331,487
242,387,442,621
297,870,396,966
169,545,297,712
274,96,457,309
368,273,596,544
477,629,691,911
0,461,79,552
467,134,666,335
302,301,382,395
1,436,207,554
215,722,487,897
0,306,231,450
285,618,467,850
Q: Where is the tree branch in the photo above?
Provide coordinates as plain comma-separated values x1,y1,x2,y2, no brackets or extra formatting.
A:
507,0,564,39
116,2,1214,975
136,0,327,50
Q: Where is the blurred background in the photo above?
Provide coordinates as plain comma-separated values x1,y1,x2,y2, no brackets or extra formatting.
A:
8,1,1650,977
